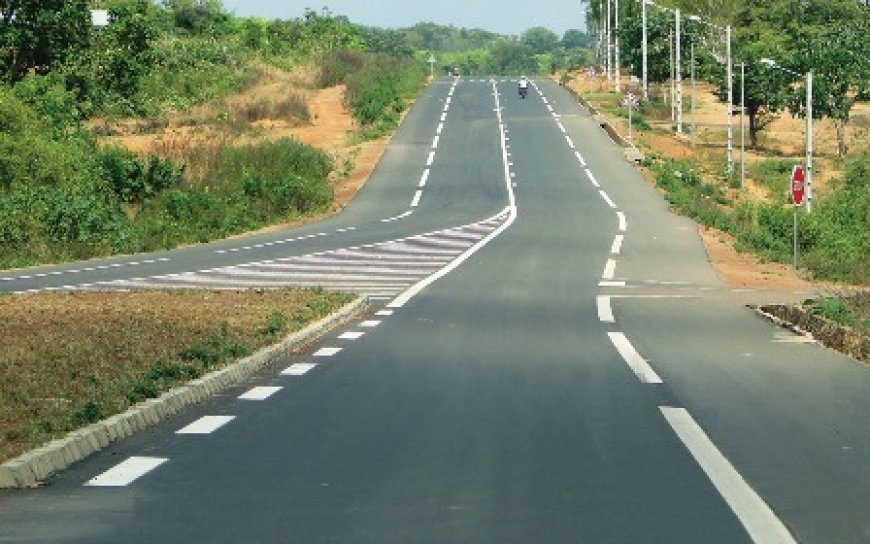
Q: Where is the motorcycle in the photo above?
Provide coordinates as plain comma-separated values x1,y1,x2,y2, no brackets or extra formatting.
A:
519,86,528,99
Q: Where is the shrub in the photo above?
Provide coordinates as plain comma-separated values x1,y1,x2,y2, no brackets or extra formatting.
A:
258,311,288,337
100,146,185,204
69,401,107,427
179,325,251,368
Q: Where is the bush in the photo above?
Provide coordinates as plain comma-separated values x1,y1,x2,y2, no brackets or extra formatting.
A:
750,159,795,202
179,325,251,368
100,146,185,204
69,401,107,427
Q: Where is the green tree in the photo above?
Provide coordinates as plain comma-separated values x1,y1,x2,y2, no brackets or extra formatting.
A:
561,29,593,50
790,3,869,156
0,0,91,82
521,27,560,55
163,0,228,35
486,39,538,75
95,0,158,101
363,27,414,57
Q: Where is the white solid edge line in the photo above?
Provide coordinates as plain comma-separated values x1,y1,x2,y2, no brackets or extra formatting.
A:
388,79,517,309
176,415,236,435
607,332,663,384
660,407,797,543
238,386,283,401
597,295,615,323
85,456,168,487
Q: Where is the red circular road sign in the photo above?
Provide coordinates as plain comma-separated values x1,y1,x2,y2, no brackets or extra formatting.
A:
791,165,805,206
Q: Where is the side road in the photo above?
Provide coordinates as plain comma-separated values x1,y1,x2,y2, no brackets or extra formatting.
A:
0,296,368,489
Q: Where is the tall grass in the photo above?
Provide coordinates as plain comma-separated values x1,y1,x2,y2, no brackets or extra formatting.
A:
130,138,334,249
646,151,870,283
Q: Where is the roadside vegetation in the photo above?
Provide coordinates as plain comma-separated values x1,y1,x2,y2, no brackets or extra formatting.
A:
578,0,869,287
0,2,427,269
0,288,354,463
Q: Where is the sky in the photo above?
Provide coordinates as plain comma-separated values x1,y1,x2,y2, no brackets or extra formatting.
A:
219,1,588,37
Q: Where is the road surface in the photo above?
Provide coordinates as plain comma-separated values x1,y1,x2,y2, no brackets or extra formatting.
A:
1,77,869,543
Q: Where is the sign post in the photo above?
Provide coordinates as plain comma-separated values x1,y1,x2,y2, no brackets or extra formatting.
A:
427,55,436,79
790,165,805,277
621,92,639,141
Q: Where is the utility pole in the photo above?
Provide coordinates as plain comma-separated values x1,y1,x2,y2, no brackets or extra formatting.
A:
606,0,612,80
675,8,682,134
806,71,813,212
691,41,696,147
669,29,675,121
740,62,746,189
641,0,648,100
726,25,734,175
615,0,621,93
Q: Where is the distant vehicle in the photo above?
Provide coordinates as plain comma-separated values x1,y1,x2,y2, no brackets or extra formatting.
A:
452,68,460,76
518,76,530,99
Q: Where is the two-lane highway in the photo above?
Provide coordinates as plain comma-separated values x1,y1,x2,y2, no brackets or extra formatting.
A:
1,77,869,543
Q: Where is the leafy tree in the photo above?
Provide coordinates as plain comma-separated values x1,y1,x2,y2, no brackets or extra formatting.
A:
521,27,560,55
617,5,674,85
162,0,228,35
485,39,538,75
562,29,593,50
96,1,159,101
362,27,414,57
0,0,91,82
789,2,869,156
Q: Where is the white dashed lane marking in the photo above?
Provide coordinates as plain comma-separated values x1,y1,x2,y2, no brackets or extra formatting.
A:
238,387,282,401
314,347,342,357
85,456,168,487
338,332,365,340
1,258,170,285
607,332,663,384
281,362,317,376
661,407,797,543
599,190,617,209
611,235,625,255
176,415,235,435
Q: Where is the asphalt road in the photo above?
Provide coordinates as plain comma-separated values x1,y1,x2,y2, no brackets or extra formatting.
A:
1,77,869,543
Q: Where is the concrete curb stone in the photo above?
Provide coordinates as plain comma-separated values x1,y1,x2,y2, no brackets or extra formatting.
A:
0,295,368,488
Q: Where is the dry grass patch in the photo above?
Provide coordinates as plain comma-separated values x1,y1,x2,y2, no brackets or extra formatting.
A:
0,289,354,463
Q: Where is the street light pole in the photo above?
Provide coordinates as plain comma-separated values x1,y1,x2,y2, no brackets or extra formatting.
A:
691,41,696,147
615,0,621,93
726,25,734,176
740,61,746,189
669,29,675,121
675,8,682,134
641,0,648,100
606,0,612,80
806,70,813,212
760,58,814,213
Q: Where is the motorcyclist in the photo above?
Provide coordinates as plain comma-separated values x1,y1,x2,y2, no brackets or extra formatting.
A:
518,76,529,98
